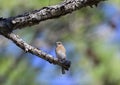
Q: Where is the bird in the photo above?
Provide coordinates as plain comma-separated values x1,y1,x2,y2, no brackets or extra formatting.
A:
55,41,66,74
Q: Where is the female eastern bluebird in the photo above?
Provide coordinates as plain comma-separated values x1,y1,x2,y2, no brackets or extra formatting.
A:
55,41,66,74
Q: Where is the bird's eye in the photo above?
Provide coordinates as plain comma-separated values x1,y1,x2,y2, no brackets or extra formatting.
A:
58,43,61,45
56,42,61,45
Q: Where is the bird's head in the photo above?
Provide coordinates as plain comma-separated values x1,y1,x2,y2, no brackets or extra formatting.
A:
56,41,62,46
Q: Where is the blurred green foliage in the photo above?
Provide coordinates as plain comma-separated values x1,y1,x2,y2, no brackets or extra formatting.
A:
0,0,120,85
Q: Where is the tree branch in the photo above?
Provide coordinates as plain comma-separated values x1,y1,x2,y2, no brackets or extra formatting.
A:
1,32,71,71
0,0,106,73
0,0,106,33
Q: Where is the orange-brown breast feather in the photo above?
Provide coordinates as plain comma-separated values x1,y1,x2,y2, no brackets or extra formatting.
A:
56,44,66,60
56,45,66,53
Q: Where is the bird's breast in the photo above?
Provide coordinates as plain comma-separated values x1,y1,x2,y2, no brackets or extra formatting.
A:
56,50,66,59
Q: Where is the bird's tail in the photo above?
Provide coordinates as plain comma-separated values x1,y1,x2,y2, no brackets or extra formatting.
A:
62,67,65,74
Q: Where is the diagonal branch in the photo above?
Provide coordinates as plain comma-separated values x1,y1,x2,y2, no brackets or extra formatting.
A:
1,32,71,71
0,0,106,73
0,0,106,33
